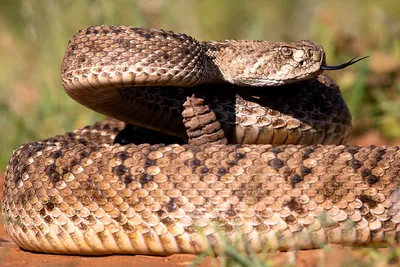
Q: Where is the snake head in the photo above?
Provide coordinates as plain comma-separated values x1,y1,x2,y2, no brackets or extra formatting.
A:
214,39,327,86
215,40,366,87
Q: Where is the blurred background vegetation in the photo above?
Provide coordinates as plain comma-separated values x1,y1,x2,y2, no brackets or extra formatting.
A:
0,0,400,172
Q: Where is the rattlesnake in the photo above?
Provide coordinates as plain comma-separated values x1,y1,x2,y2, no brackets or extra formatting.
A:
3,25,399,255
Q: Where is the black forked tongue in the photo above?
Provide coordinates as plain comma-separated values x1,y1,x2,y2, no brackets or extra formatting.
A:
321,56,369,70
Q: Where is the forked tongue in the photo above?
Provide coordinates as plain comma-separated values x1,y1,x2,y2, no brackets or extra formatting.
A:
321,56,369,70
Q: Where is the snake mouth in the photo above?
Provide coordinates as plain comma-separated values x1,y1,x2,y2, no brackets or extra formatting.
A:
321,56,369,70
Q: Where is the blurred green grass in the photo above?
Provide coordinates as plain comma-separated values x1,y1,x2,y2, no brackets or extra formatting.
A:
1,0,400,172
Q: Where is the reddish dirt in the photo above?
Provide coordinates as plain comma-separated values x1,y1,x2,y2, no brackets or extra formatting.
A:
1,130,398,266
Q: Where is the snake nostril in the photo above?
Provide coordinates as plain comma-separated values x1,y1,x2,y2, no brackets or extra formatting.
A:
299,60,304,66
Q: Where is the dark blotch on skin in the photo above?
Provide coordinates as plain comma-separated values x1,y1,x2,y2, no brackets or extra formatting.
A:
200,167,209,174
51,172,61,182
360,167,371,177
21,225,28,233
376,148,386,161
321,176,342,197
327,153,339,161
39,208,47,217
70,159,79,166
53,150,63,159
217,167,227,175
66,132,75,139
79,151,90,158
235,153,245,161
61,166,69,175
268,158,284,169
159,32,168,38
351,159,362,170
167,201,177,212
270,147,282,155
189,147,201,154
382,220,395,231
186,158,201,167
367,175,379,185
344,147,358,155
44,216,53,224
290,174,303,187
45,164,61,183
225,209,237,218
19,195,27,205
78,139,88,145
160,217,175,226
156,209,168,218
301,166,312,176
124,175,135,184
122,223,135,232
359,195,378,208
145,159,156,166
144,33,151,39
46,202,55,211
364,213,375,222
286,198,305,214
234,190,245,199
20,165,27,176
113,165,127,176
78,223,88,231
139,174,153,184
284,214,297,224
12,143,47,183
116,151,130,161
302,148,314,160
281,168,291,178
85,215,96,224
226,160,236,167
80,181,95,191
71,215,80,223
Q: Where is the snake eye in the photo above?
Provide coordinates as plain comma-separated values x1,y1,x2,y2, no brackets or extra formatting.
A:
281,47,293,56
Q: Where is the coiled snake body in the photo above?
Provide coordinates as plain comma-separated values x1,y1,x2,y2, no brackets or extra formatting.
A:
3,26,400,255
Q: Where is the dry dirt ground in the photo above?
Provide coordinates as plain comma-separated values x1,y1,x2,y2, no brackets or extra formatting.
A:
1,132,399,266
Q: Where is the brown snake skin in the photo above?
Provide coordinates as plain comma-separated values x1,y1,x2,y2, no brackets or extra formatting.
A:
2,25,400,255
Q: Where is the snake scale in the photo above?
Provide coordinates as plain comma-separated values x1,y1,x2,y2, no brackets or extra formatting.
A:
3,25,400,255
